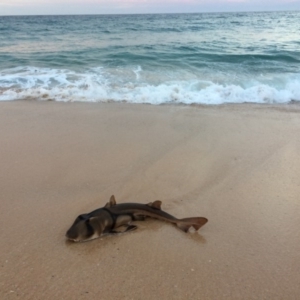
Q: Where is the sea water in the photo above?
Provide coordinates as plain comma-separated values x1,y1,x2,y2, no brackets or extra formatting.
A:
0,12,299,104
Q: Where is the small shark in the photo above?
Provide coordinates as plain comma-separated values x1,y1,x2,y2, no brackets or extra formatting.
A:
66,195,208,242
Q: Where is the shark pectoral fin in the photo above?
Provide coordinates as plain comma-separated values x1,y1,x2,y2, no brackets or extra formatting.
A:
104,195,117,208
124,225,137,232
110,225,137,234
110,230,121,234
115,215,133,228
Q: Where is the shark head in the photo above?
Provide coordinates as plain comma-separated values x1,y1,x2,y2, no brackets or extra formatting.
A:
66,214,104,242
66,196,117,242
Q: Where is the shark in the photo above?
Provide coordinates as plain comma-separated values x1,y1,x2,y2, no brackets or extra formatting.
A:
66,195,208,242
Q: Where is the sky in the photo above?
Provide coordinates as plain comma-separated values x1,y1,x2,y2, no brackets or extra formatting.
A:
0,0,299,16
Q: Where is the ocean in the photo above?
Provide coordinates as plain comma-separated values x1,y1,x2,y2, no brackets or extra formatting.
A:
0,11,299,105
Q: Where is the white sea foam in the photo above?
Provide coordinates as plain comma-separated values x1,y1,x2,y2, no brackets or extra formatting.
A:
0,66,299,105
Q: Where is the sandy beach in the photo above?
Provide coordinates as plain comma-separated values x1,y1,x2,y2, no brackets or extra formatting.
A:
0,101,300,300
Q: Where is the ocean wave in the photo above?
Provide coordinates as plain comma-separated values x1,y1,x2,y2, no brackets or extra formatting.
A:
0,66,299,105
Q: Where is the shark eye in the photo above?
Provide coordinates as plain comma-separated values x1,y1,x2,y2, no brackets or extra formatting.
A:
73,214,87,225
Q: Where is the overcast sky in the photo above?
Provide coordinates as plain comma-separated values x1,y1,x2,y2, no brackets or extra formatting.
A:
0,0,299,16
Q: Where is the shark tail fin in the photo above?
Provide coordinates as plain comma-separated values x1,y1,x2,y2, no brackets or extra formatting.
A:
177,217,208,232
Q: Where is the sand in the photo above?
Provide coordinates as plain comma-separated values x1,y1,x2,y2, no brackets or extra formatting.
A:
0,101,299,300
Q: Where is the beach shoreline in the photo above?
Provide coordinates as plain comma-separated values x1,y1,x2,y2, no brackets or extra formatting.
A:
1,100,300,299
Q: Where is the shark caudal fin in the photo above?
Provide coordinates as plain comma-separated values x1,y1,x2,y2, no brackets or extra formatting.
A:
177,217,208,232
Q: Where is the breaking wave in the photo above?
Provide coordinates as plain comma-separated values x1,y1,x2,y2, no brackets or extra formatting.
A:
0,66,299,105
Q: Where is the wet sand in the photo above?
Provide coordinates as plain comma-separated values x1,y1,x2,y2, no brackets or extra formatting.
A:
0,101,300,299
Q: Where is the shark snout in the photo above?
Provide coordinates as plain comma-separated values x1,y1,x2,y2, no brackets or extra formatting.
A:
65,232,80,242
66,228,78,240
67,238,79,242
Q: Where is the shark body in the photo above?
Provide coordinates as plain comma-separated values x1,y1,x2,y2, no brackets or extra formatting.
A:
66,195,208,242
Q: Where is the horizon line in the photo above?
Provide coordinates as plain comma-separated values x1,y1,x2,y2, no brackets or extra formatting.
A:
0,9,299,17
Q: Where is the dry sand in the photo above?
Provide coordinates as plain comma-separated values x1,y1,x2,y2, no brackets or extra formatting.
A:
0,101,299,300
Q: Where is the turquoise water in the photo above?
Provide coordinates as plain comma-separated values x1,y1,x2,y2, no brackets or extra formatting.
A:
0,12,299,104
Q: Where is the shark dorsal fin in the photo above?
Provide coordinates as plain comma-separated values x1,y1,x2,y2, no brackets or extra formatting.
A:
151,200,162,210
105,195,117,208
110,195,117,205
